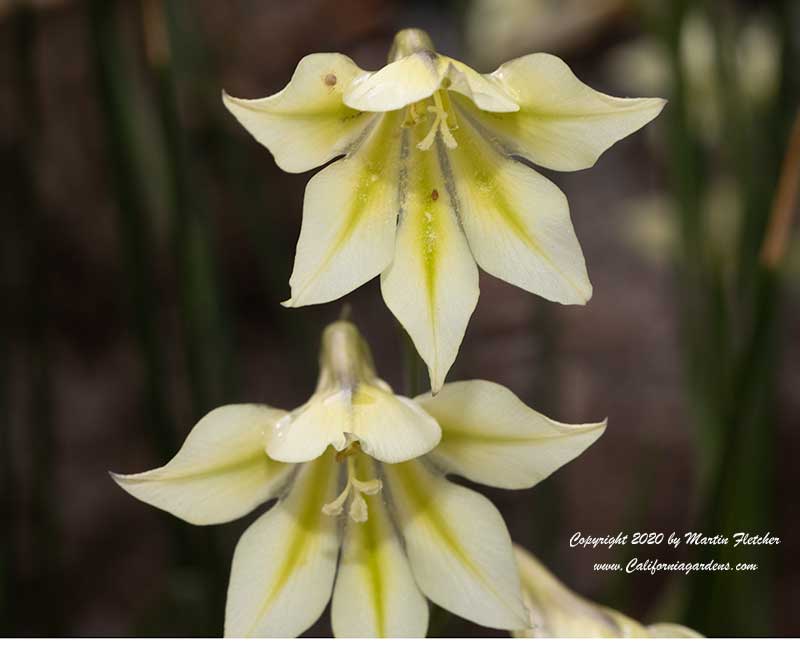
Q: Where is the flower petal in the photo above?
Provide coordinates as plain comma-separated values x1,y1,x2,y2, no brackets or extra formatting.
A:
331,455,428,638
383,460,528,630
344,52,445,112
224,453,340,637
512,544,629,638
418,380,605,489
283,114,404,307
352,384,441,463
268,382,441,465
381,135,479,394
266,393,349,463
112,405,292,525
512,545,700,638
223,53,372,173
447,110,592,304
443,57,519,112
481,53,666,171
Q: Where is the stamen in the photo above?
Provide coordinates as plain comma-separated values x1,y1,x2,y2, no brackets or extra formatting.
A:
321,452,383,522
348,493,368,523
322,481,351,516
416,91,458,151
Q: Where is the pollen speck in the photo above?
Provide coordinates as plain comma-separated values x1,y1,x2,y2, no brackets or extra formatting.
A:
324,73,337,86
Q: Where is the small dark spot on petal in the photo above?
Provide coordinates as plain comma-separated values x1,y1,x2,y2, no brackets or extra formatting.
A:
431,189,439,201
324,73,337,86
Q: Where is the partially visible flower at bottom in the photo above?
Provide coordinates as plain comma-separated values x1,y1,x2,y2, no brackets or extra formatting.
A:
512,545,702,638
111,320,606,637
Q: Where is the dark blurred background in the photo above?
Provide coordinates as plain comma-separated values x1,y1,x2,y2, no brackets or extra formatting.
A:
1,0,799,638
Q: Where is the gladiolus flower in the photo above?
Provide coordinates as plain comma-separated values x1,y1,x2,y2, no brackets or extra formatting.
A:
223,28,665,392
512,545,702,638
112,320,606,637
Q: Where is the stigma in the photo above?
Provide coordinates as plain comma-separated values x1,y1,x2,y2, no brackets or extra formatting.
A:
322,444,383,523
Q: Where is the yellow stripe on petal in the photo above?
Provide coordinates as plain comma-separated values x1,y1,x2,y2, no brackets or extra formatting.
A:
447,108,591,305
417,380,605,489
112,405,292,525
384,460,528,630
223,53,372,173
285,113,404,307
483,53,666,172
224,452,341,638
381,129,479,393
331,455,428,638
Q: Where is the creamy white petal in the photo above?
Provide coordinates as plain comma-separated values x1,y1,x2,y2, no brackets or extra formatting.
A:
381,132,479,393
266,392,349,463
512,544,627,638
443,57,519,112
344,52,444,112
224,453,340,637
447,110,591,305
112,405,291,525
332,455,428,638
283,114,403,307
223,53,372,173
352,384,441,463
512,546,700,638
477,53,665,171
418,380,605,489
384,460,528,630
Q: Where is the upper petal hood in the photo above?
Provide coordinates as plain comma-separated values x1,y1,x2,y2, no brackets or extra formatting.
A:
418,380,605,489
343,29,519,114
223,53,372,173
112,405,292,525
344,52,446,112
443,57,519,112
265,321,441,464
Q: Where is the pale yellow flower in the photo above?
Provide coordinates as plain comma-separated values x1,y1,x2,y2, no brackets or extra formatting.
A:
112,320,606,637
512,545,702,638
223,29,665,392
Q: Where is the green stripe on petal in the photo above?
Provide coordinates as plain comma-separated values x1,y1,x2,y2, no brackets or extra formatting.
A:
285,113,404,307
331,455,428,638
447,107,591,305
417,380,605,489
383,460,528,630
381,129,479,393
224,452,341,638
112,405,292,525
483,53,666,172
